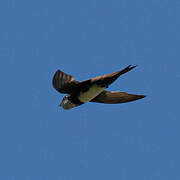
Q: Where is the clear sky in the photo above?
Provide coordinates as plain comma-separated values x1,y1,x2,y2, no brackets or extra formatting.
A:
0,0,180,179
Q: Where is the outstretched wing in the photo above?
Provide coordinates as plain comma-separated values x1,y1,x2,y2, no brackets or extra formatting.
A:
52,70,79,94
90,90,146,104
90,65,136,87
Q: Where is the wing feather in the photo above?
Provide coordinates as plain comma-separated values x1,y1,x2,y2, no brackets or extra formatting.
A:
90,90,146,104
90,65,136,87
52,70,78,94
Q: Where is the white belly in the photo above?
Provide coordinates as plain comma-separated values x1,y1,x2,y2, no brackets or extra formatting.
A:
78,85,105,103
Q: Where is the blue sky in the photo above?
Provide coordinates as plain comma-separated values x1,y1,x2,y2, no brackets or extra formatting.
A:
0,0,180,179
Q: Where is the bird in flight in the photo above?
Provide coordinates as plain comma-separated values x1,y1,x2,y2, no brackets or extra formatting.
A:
52,65,146,110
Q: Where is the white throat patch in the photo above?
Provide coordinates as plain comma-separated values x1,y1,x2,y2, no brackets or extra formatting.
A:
61,98,76,110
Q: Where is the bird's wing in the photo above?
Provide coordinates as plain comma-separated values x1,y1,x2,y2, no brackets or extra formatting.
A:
72,65,137,93
52,70,79,94
89,65,136,87
90,90,146,104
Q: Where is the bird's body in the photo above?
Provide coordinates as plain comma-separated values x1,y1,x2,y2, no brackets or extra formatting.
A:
78,84,106,103
52,65,146,110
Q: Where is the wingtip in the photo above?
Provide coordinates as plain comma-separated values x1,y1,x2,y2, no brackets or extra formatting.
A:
127,65,137,70
138,94,147,99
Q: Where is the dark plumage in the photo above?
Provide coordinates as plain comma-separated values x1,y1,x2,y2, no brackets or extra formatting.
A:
52,65,146,110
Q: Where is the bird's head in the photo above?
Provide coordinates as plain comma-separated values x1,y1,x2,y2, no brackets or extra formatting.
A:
59,95,76,110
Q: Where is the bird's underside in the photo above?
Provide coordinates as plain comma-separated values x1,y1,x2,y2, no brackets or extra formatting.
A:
52,65,146,109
